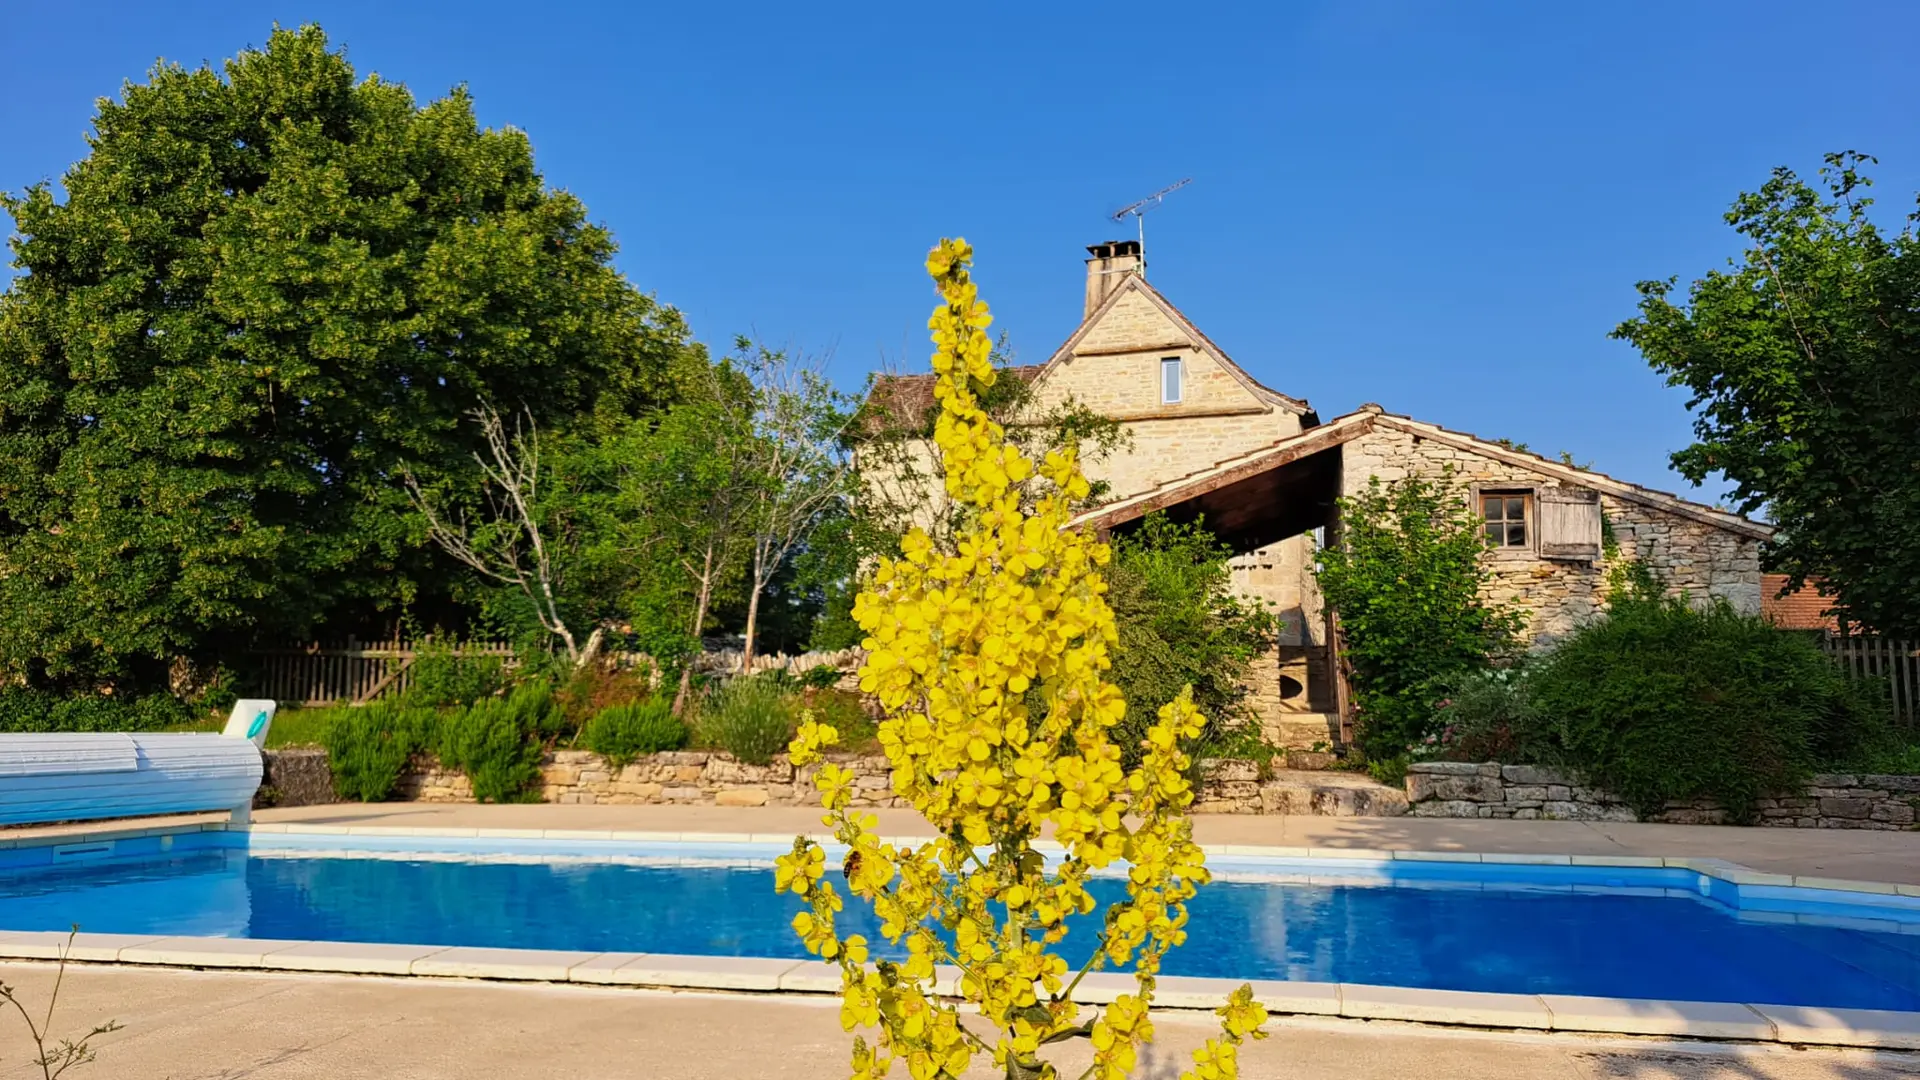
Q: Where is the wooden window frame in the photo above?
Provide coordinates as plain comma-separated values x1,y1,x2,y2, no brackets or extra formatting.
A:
1160,356,1183,404
1475,485,1535,555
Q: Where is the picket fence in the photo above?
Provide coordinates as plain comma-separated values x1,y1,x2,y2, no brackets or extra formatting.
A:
250,638,518,706
1822,634,1920,727
250,640,863,706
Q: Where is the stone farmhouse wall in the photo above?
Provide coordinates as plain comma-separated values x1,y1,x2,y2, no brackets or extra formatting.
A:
1405,762,1920,829
1340,426,1762,645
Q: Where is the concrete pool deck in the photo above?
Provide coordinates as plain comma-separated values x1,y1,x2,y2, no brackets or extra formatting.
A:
1,961,1916,1080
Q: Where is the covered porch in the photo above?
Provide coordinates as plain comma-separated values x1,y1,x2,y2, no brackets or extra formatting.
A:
1070,413,1376,746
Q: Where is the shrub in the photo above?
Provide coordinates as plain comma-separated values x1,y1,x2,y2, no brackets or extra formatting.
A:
436,693,546,803
322,702,435,802
1527,595,1890,819
404,639,507,707
1104,513,1276,767
504,679,570,741
696,675,796,765
1422,666,1548,765
583,699,686,768
801,687,877,751
0,689,190,734
1313,473,1525,763
557,661,654,731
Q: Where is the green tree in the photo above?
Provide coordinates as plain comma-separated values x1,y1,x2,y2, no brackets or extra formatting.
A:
1314,474,1525,767
723,340,858,672
625,380,761,711
0,25,689,687
1614,152,1920,635
1104,513,1277,766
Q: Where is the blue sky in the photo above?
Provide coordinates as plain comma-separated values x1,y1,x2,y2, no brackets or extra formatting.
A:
5,2,1919,502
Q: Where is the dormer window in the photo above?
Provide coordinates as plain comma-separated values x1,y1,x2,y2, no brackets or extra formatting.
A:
1160,357,1183,404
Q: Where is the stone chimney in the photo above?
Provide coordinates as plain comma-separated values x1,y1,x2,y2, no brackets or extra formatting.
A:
1083,239,1142,318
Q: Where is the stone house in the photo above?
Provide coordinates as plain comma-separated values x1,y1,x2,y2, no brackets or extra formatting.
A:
865,240,1772,747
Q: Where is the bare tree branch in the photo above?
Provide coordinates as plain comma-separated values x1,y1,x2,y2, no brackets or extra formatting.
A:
403,404,583,665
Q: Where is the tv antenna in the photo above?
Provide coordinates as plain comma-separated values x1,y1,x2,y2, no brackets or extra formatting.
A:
1111,178,1192,279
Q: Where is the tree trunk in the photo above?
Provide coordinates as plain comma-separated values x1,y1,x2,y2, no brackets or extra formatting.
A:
673,547,717,716
739,548,768,676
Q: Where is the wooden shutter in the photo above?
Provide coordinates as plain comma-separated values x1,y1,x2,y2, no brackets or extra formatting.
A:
1538,486,1602,560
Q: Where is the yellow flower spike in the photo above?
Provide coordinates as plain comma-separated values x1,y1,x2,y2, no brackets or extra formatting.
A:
785,239,1222,1078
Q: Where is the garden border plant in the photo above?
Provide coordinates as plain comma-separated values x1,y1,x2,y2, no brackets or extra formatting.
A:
774,240,1269,1080
1313,472,1525,784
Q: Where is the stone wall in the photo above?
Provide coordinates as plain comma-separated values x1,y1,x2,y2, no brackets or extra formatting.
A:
258,748,338,809
396,750,911,808
286,747,1391,815
1341,427,1763,645
1405,762,1920,829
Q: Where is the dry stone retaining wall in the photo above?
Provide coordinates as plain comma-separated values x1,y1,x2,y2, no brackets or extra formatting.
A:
265,747,1398,815
1405,761,1920,829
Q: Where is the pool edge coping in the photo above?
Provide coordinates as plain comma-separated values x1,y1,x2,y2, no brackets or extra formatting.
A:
8,819,1916,898
2,820,1919,1050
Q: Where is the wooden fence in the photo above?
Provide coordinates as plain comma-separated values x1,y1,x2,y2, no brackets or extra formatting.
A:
1822,634,1920,726
251,638,517,706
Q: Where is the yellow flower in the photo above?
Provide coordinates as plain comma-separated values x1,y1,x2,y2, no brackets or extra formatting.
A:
777,239,1238,1079
1218,983,1269,1042
789,713,841,765
773,843,825,895
815,763,856,809
1180,1038,1239,1080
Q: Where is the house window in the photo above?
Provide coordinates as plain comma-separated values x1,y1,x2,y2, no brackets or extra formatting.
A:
1481,491,1531,548
1160,357,1183,404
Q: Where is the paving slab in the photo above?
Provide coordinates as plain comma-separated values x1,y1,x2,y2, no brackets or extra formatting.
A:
117,937,308,968
610,952,805,991
1339,984,1552,1029
409,946,603,981
565,951,656,985
1541,994,1776,1039
267,940,454,976
0,931,168,962
1753,1004,1920,1049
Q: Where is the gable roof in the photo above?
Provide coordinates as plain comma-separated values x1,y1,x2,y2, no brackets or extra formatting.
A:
1071,404,1775,541
1036,273,1312,415
1365,409,1774,540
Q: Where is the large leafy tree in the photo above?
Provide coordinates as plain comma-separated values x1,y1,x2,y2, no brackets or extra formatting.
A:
1614,152,1920,635
0,25,689,685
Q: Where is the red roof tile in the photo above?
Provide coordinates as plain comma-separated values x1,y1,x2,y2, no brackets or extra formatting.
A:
1762,573,1841,631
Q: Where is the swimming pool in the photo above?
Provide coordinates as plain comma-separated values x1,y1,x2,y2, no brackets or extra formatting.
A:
3,827,1918,1015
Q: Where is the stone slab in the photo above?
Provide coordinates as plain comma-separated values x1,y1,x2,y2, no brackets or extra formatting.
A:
1066,972,1139,1005
1540,995,1775,1040
409,947,603,981
117,937,309,969
776,961,845,993
1751,1004,1920,1048
563,952,657,985
610,953,806,991
267,941,454,976
1340,984,1552,1029
0,931,168,962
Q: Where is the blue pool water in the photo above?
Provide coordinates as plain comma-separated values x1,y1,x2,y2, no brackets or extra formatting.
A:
2,839,1918,1011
